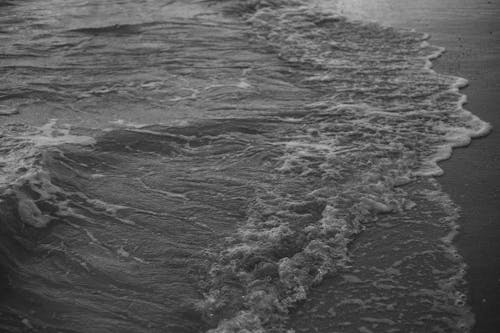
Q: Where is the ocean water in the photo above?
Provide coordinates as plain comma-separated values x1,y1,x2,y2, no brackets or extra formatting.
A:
0,0,490,332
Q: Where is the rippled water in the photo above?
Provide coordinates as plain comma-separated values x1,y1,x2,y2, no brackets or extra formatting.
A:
0,0,490,332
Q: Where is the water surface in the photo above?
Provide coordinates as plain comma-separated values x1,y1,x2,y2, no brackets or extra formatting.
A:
0,0,489,332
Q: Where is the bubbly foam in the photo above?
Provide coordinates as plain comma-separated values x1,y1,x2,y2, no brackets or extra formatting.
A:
195,0,488,331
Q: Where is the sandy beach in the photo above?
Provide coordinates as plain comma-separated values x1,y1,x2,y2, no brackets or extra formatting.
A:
330,0,500,331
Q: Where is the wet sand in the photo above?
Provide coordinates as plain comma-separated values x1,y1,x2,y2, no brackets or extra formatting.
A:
327,0,500,331
433,13,500,333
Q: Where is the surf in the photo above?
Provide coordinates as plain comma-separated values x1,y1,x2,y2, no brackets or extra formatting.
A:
0,0,489,332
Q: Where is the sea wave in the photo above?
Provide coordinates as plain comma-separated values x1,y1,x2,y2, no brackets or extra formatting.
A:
0,0,490,332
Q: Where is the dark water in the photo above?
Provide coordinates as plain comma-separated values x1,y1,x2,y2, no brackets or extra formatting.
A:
0,0,490,332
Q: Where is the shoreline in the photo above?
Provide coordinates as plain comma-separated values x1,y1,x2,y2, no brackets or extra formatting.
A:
405,5,500,332
327,0,500,331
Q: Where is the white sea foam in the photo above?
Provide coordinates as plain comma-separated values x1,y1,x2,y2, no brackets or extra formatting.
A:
21,119,96,147
197,1,489,332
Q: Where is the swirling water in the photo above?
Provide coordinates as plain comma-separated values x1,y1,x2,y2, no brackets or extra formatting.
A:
0,0,490,332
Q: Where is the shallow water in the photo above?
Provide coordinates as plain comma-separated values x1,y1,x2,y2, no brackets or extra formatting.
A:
0,0,489,332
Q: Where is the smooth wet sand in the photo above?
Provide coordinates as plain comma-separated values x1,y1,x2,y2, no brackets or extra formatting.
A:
324,0,500,331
